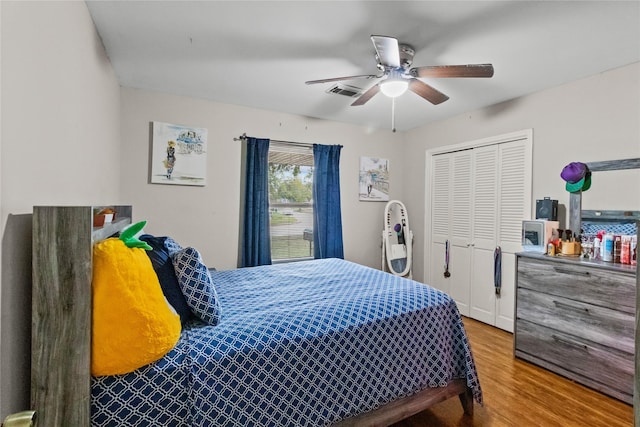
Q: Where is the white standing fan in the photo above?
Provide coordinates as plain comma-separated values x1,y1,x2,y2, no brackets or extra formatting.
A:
382,200,413,278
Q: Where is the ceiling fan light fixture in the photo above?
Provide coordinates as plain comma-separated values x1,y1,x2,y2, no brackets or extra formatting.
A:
380,78,408,98
308,35,494,108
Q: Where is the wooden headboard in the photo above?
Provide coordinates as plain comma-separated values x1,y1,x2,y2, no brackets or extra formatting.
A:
31,205,132,426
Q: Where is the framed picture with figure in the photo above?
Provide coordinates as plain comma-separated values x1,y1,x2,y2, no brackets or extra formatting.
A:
150,121,208,186
359,156,389,201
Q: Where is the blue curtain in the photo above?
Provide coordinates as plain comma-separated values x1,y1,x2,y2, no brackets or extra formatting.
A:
313,144,344,259
241,137,272,267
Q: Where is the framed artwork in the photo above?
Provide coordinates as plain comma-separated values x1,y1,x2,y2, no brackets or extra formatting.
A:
359,156,389,201
150,121,208,186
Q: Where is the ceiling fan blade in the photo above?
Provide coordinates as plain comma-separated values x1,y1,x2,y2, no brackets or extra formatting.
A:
411,64,494,78
305,74,379,85
408,79,449,105
351,83,380,106
371,35,400,68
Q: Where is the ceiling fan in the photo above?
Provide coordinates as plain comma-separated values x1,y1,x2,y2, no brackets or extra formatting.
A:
305,35,494,107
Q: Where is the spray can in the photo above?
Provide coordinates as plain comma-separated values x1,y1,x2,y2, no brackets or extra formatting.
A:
602,233,614,262
620,236,631,265
593,237,601,260
613,235,622,263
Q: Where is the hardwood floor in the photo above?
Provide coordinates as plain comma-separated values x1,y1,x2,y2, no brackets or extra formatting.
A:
393,317,633,427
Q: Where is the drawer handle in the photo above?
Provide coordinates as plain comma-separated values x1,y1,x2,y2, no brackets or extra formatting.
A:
553,267,590,276
552,334,589,352
553,300,590,314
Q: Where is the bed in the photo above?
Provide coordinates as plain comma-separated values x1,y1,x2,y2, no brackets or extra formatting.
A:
31,205,482,426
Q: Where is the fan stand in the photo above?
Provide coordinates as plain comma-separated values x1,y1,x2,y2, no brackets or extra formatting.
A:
382,200,413,279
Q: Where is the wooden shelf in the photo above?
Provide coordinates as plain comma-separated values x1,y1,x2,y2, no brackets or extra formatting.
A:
581,210,640,222
92,217,131,241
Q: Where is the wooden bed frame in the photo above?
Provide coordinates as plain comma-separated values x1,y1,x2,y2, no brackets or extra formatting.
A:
334,379,472,426
31,205,474,426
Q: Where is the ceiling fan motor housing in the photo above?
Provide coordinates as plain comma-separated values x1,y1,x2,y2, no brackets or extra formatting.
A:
376,43,414,72
398,44,414,69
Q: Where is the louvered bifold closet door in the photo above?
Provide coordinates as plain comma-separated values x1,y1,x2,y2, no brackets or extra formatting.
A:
469,145,499,325
447,150,473,316
427,130,532,332
430,155,451,244
494,140,531,331
498,141,530,253
429,154,452,295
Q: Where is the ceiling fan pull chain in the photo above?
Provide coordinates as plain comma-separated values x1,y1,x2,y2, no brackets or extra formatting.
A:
391,97,397,133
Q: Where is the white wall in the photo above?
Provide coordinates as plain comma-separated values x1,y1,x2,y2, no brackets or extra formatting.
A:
0,1,121,417
404,62,640,282
0,0,4,414
119,87,404,271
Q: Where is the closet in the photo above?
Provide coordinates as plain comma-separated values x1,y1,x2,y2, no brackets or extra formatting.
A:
426,130,532,332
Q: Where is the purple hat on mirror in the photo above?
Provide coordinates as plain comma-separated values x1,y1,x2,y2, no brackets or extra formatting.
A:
560,162,591,193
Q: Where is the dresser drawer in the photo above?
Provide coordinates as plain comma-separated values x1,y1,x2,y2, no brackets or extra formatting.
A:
515,319,633,398
516,256,635,314
517,288,634,354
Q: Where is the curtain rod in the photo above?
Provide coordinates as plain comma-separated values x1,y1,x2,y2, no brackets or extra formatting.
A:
233,133,313,149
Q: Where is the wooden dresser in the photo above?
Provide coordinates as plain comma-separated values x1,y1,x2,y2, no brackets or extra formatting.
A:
515,252,636,404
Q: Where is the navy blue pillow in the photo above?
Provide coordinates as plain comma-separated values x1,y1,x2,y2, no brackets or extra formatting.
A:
140,234,193,324
172,247,221,326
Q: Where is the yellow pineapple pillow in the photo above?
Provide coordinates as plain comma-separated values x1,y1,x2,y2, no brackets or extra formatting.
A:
92,222,181,376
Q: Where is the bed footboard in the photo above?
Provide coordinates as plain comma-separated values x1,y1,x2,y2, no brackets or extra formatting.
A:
333,378,472,426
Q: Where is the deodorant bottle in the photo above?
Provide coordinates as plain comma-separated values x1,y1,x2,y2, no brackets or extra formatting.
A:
602,234,614,262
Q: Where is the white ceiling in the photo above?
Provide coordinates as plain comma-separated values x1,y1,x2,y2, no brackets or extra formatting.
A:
85,1,640,132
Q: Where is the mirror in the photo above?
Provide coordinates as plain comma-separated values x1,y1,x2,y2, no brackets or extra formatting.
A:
582,168,640,211
569,158,640,233
383,200,413,278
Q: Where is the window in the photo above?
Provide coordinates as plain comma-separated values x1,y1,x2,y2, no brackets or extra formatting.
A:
268,143,314,261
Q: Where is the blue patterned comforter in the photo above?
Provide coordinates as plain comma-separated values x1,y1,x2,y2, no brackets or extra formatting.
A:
91,258,482,426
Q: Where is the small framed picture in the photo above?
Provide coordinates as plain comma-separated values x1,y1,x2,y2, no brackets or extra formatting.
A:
150,121,207,186
359,156,389,201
